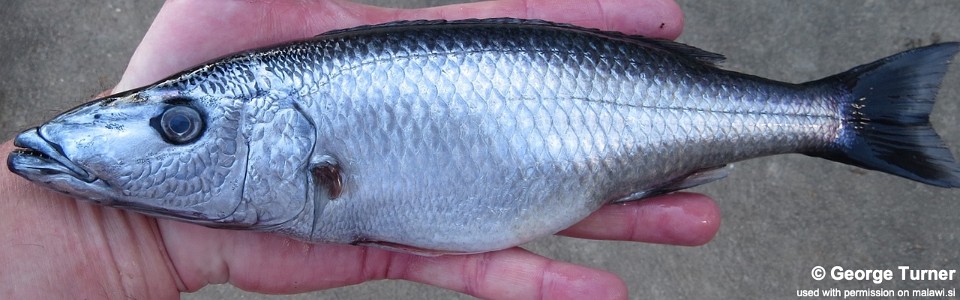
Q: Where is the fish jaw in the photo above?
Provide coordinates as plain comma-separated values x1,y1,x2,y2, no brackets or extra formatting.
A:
11,127,93,182
8,127,117,204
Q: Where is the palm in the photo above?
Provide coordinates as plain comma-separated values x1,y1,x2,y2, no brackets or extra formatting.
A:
2,1,720,299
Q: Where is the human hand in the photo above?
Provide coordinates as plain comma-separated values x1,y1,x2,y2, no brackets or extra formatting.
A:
0,1,720,299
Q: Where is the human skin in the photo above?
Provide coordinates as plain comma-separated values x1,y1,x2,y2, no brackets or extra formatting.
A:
0,0,721,299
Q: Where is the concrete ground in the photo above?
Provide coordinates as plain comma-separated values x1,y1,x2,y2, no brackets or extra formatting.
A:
2,1,958,299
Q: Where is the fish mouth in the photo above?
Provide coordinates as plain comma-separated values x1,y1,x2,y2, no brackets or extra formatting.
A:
8,128,96,183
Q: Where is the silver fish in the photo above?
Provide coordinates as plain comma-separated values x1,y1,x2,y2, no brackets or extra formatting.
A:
7,19,960,254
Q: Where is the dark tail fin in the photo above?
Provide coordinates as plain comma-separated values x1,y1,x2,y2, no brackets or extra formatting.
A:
813,42,960,187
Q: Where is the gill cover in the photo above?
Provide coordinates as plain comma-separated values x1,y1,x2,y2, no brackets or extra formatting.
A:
237,90,317,230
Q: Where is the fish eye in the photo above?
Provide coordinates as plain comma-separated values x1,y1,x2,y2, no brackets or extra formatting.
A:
159,106,203,144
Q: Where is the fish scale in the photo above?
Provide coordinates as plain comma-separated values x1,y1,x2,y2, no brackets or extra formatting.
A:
7,18,959,254
280,20,844,252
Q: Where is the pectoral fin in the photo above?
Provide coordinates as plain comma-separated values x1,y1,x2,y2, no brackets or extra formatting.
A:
311,156,342,200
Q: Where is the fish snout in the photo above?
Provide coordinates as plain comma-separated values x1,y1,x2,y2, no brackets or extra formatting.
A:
10,127,95,182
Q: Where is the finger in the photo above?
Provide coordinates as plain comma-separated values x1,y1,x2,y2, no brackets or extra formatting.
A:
160,221,627,299
117,0,682,91
558,192,721,246
387,247,628,300
157,220,358,293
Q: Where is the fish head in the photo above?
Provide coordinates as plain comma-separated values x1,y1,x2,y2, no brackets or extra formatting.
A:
7,84,254,225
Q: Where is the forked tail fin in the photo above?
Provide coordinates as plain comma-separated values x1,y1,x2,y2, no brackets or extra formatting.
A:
812,43,960,187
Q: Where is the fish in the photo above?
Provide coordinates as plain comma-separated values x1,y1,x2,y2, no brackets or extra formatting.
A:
6,18,960,255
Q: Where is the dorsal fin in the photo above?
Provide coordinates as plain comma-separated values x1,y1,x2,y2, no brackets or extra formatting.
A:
641,39,726,65
316,18,725,66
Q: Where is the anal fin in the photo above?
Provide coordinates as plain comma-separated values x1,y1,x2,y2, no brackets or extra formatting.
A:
612,165,732,203
354,241,477,257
